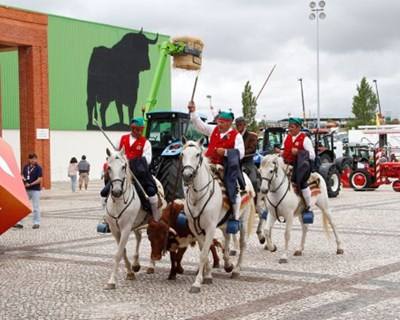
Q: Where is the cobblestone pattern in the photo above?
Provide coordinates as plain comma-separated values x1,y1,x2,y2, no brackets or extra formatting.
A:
1,181,400,319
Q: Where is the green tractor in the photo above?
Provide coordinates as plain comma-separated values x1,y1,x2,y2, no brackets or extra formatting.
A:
145,111,205,201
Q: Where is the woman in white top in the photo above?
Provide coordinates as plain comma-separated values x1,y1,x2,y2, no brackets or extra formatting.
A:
67,157,79,192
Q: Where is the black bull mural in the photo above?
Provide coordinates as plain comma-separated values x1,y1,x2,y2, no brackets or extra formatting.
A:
86,30,158,130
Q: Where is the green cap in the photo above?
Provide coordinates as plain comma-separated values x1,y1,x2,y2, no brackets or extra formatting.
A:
288,117,303,126
218,111,234,121
130,117,145,127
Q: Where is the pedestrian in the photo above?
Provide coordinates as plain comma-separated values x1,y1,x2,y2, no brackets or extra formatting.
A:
78,155,90,191
14,153,43,229
68,157,78,192
101,158,110,186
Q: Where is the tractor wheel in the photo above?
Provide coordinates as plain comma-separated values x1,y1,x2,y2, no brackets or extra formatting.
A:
157,157,184,202
392,180,400,192
349,170,372,191
326,165,341,198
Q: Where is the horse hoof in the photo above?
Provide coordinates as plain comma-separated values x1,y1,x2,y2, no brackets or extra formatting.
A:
189,286,201,294
229,250,237,256
231,272,240,279
203,278,213,284
126,273,135,281
224,264,234,273
294,250,302,256
168,274,176,281
337,248,344,255
132,264,141,273
146,267,155,274
271,245,278,252
279,258,288,264
176,266,184,274
104,283,116,290
213,263,220,269
259,237,266,244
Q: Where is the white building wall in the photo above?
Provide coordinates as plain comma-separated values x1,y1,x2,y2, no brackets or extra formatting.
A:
3,129,123,182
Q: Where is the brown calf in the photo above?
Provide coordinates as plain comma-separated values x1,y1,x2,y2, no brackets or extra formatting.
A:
147,201,222,280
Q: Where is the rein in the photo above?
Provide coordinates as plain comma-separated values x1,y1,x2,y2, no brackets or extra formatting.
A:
263,163,290,223
183,150,215,236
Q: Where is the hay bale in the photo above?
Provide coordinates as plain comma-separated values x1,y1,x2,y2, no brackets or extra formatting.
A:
172,36,204,70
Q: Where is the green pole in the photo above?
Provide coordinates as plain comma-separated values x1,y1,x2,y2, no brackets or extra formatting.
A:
142,41,185,115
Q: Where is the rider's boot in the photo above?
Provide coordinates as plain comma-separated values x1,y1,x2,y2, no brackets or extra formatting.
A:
227,194,241,234
301,187,314,224
149,195,161,222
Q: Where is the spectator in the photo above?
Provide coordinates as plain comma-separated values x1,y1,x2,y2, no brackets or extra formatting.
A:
101,158,110,186
14,153,43,229
68,157,79,192
78,155,90,191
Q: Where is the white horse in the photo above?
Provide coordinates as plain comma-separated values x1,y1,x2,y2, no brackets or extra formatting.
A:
258,154,344,263
104,148,164,289
181,138,256,293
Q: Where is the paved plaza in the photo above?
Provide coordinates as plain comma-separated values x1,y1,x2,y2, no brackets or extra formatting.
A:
1,181,400,320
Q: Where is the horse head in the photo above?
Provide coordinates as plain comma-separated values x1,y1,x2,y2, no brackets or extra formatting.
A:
106,147,130,198
181,136,205,186
259,154,284,194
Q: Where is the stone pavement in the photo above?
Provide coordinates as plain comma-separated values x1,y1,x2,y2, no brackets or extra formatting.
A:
1,181,400,320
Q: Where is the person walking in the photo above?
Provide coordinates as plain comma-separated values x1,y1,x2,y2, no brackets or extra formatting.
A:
68,157,79,192
78,155,90,191
14,153,43,229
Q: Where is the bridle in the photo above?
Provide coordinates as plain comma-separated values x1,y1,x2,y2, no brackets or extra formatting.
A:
106,156,135,227
261,161,290,223
182,144,215,236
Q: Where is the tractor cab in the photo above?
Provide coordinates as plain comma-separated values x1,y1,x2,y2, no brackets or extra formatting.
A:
262,127,286,155
309,128,336,164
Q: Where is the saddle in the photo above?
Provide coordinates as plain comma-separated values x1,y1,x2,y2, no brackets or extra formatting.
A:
209,164,250,211
292,172,322,200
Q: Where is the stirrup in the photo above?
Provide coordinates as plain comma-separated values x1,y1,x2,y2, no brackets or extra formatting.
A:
227,219,241,234
97,222,111,233
302,208,314,224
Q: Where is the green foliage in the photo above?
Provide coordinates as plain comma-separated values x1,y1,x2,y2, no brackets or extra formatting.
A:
351,77,378,127
241,81,258,132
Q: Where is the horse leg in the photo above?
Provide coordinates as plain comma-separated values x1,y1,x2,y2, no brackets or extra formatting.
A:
232,209,249,279
264,213,277,252
190,232,214,293
132,230,141,272
123,248,135,280
222,230,234,273
100,101,109,129
106,227,129,289
279,215,293,264
229,234,239,256
115,101,124,124
294,215,308,256
256,198,266,244
318,203,344,255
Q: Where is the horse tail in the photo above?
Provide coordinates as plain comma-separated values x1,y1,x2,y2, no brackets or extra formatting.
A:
321,209,331,239
246,196,256,238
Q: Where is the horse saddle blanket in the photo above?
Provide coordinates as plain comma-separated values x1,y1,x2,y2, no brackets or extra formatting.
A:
210,164,250,209
292,172,321,198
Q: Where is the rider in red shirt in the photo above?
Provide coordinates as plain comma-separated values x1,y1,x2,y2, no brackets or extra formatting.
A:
282,118,315,219
188,101,245,233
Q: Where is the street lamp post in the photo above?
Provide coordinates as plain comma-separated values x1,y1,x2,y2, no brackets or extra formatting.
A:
309,1,326,129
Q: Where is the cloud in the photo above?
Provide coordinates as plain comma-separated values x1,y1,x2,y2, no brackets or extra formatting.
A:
1,0,399,120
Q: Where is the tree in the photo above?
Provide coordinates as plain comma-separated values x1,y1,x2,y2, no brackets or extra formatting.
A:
351,77,378,127
241,81,258,131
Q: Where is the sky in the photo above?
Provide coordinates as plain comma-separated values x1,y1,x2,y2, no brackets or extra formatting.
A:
2,0,399,120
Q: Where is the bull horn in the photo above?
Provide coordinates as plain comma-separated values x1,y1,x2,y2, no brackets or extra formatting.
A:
147,33,159,44
169,227,178,236
134,224,148,231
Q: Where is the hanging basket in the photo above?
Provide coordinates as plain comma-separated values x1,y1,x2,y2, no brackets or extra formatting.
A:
172,36,204,71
